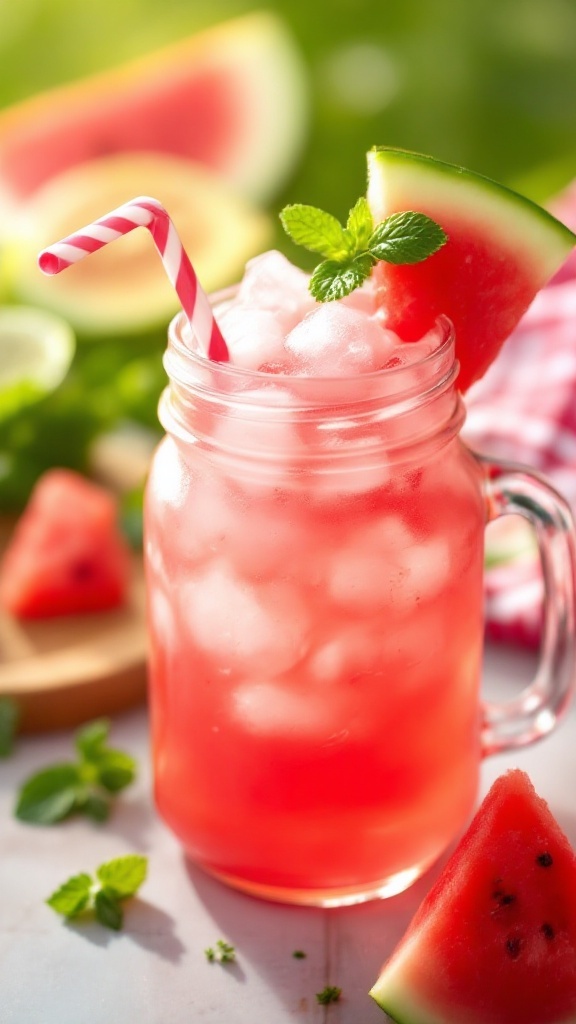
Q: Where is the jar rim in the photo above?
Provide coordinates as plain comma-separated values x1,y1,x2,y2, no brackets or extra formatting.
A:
167,290,457,395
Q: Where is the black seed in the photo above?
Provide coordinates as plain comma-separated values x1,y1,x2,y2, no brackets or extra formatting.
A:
500,894,516,906
505,936,523,960
71,560,96,582
536,852,553,868
491,889,516,911
540,923,555,940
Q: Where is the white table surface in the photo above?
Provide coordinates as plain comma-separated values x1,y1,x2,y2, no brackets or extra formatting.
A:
1,643,574,1024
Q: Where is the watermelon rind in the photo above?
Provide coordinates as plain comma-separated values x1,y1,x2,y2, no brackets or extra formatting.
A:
370,937,450,1024
6,153,272,336
0,11,309,225
366,147,576,391
368,147,576,278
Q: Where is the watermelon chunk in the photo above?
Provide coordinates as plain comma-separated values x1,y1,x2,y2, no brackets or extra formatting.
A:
367,148,576,392
0,469,131,618
0,12,307,217
370,769,576,1024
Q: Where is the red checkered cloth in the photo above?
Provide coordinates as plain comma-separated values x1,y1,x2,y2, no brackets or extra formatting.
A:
463,184,576,648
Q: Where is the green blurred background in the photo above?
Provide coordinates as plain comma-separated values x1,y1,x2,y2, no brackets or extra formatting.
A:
1,0,576,515
3,0,576,208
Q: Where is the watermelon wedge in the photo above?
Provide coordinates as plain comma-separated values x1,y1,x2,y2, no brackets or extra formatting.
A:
0,11,307,220
367,148,576,392
370,769,576,1024
0,469,131,618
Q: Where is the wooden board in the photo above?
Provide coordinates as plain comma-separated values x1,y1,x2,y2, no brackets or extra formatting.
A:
0,519,148,732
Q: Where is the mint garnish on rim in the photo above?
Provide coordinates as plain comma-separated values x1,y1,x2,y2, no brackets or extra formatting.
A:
280,197,447,302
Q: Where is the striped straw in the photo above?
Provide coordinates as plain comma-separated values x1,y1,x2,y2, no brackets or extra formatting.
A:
38,195,229,362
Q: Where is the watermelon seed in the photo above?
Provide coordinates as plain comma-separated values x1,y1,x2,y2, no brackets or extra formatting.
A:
70,560,96,582
540,923,555,941
492,889,516,911
505,935,523,960
536,852,553,868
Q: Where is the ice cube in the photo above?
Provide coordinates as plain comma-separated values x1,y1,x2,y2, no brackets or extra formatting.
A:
175,471,245,566
307,625,385,685
230,502,311,580
285,304,395,377
341,278,378,315
328,518,452,615
216,306,289,372
376,320,445,375
148,584,178,653
183,471,311,580
232,679,355,744
237,250,316,333
393,536,452,609
327,515,414,613
145,438,199,573
233,682,325,737
212,384,303,492
180,560,312,675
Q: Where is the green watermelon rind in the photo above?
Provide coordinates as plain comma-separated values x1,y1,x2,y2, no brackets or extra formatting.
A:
369,937,452,1024
367,147,576,278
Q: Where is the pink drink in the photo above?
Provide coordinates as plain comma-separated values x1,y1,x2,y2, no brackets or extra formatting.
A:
145,252,575,905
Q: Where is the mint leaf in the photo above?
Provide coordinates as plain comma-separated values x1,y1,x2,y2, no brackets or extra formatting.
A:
280,194,448,304
0,697,19,757
46,854,148,930
46,873,93,918
76,718,136,792
280,205,351,260
205,939,236,963
76,718,110,760
15,718,137,825
345,196,373,251
15,764,81,824
316,986,342,1005
96,854,148,898
94,889,123,931
369,211,447,264
310,253,375,302
95,750,137,794
81,794,110,822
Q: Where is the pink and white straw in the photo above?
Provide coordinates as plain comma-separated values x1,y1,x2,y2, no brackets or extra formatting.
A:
38,195,229,362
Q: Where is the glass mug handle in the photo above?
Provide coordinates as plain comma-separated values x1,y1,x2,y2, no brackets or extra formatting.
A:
478,456,576,756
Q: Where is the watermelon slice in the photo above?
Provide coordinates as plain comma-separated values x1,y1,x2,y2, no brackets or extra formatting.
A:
367,148,576,392
370,769,576,1024
0,11,307,219
0,469,131,618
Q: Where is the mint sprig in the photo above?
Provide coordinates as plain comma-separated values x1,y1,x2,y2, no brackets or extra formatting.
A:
15,718,136,825
46,854,147,930
280,198,447,301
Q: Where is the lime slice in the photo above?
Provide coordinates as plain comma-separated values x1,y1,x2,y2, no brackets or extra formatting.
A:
7,152,272,336
0,305,75,421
